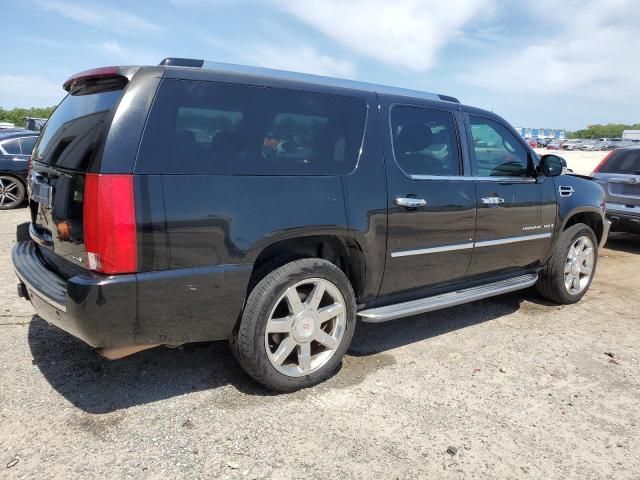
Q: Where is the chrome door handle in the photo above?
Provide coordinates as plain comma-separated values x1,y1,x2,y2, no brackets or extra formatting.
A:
481,196,505,205
395,197,427,208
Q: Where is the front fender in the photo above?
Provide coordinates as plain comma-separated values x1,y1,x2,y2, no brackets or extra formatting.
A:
552,174,609,249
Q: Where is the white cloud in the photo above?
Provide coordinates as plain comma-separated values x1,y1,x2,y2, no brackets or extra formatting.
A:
38,1,163,34
462,0,640,100
0,75,64,109
94,41,127,57
90,41,161,65
273,0,494,71
246,45,355,78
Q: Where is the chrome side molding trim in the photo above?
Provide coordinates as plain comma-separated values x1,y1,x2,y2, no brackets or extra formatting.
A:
409,174,537,183
474,232,552,248
391,233,552,257
358,273,538,322
391,242,474,258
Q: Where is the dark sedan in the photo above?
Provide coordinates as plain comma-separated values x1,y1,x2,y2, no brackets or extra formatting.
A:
0,130,39,209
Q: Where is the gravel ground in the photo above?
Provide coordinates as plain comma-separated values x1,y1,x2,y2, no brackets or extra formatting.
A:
1,207,639,479
534,149,607,176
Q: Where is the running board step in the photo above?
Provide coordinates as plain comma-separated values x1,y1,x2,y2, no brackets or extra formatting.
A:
358,273,539,323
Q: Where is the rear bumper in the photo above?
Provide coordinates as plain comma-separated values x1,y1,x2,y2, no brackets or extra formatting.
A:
606,203,640,233
12,241,251,348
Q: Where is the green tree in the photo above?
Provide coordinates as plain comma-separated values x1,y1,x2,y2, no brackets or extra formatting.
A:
0,106,56,127
567,123,640,139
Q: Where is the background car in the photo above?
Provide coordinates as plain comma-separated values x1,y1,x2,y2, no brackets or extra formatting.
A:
562,139,583,150
591,146,640,234
0,130,38,209
580,140,599,151
547,141,562,150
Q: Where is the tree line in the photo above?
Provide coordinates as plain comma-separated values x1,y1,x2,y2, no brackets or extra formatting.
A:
0,107,56,127
567,123,640,139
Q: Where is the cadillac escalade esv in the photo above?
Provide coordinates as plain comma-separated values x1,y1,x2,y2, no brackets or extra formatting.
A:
13,59,610,391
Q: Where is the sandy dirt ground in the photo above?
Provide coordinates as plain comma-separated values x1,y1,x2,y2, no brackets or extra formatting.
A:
534,148,608,176
1,206,639,479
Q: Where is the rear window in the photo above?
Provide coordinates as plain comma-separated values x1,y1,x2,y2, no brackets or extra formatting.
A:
601,150,640,174
32,89,123,169
136,79,367,175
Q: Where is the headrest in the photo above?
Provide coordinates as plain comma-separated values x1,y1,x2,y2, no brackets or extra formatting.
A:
396,124,433,153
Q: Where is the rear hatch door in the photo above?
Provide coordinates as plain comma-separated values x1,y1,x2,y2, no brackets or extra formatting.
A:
29,73,128,276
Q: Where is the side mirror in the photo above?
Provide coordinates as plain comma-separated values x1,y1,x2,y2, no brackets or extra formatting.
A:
539,154,566,177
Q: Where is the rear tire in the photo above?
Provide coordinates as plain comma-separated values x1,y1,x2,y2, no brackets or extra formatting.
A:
536,223,598,304
0,175,25,210
230,258,356,392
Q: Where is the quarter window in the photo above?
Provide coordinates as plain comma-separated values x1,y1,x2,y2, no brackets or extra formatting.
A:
390,106,461,176
1,139,21,155
137,80,367,175
469,116,530,177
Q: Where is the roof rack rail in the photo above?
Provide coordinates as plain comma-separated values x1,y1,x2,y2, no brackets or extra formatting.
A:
159,58,204,67
158,58,461,104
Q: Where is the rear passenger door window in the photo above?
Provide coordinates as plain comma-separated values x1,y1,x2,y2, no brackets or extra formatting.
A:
136,79,367,175
19,136,38,155
469,116,530,177
390,106,461,177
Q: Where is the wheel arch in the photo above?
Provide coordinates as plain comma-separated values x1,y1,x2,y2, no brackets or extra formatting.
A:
560,207,605,245
247,234,367,301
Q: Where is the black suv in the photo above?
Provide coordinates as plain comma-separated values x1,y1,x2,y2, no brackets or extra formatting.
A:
13,59,610,391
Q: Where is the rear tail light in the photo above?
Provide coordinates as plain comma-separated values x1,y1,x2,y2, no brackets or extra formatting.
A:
591,150,615,176
83,174,137,274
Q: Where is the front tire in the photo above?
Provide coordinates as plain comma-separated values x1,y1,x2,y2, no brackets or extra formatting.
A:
230,258,356,392
536,223,598,304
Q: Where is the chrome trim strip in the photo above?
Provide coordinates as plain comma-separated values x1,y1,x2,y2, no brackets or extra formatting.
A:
391,242,474,258
409,174,536,183
358,273,539,322
391,233,552,257
474,233,552,248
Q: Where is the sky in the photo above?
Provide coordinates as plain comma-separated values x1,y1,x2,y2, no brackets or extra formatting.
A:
1,0,639,130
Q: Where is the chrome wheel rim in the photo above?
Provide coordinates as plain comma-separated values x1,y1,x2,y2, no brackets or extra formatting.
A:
264,278,346,377
0,176,22,208
564,235,595,295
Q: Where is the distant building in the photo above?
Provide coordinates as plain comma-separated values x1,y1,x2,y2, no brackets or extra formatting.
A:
514,127,566,140
622,130,640,141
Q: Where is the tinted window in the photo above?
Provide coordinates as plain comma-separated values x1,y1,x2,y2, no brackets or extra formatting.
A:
1,139,21,155
470,116,530,177
33,89,123,169
136,79,367,175
20,136,38,155
601,150,640,174
390,106,461,176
